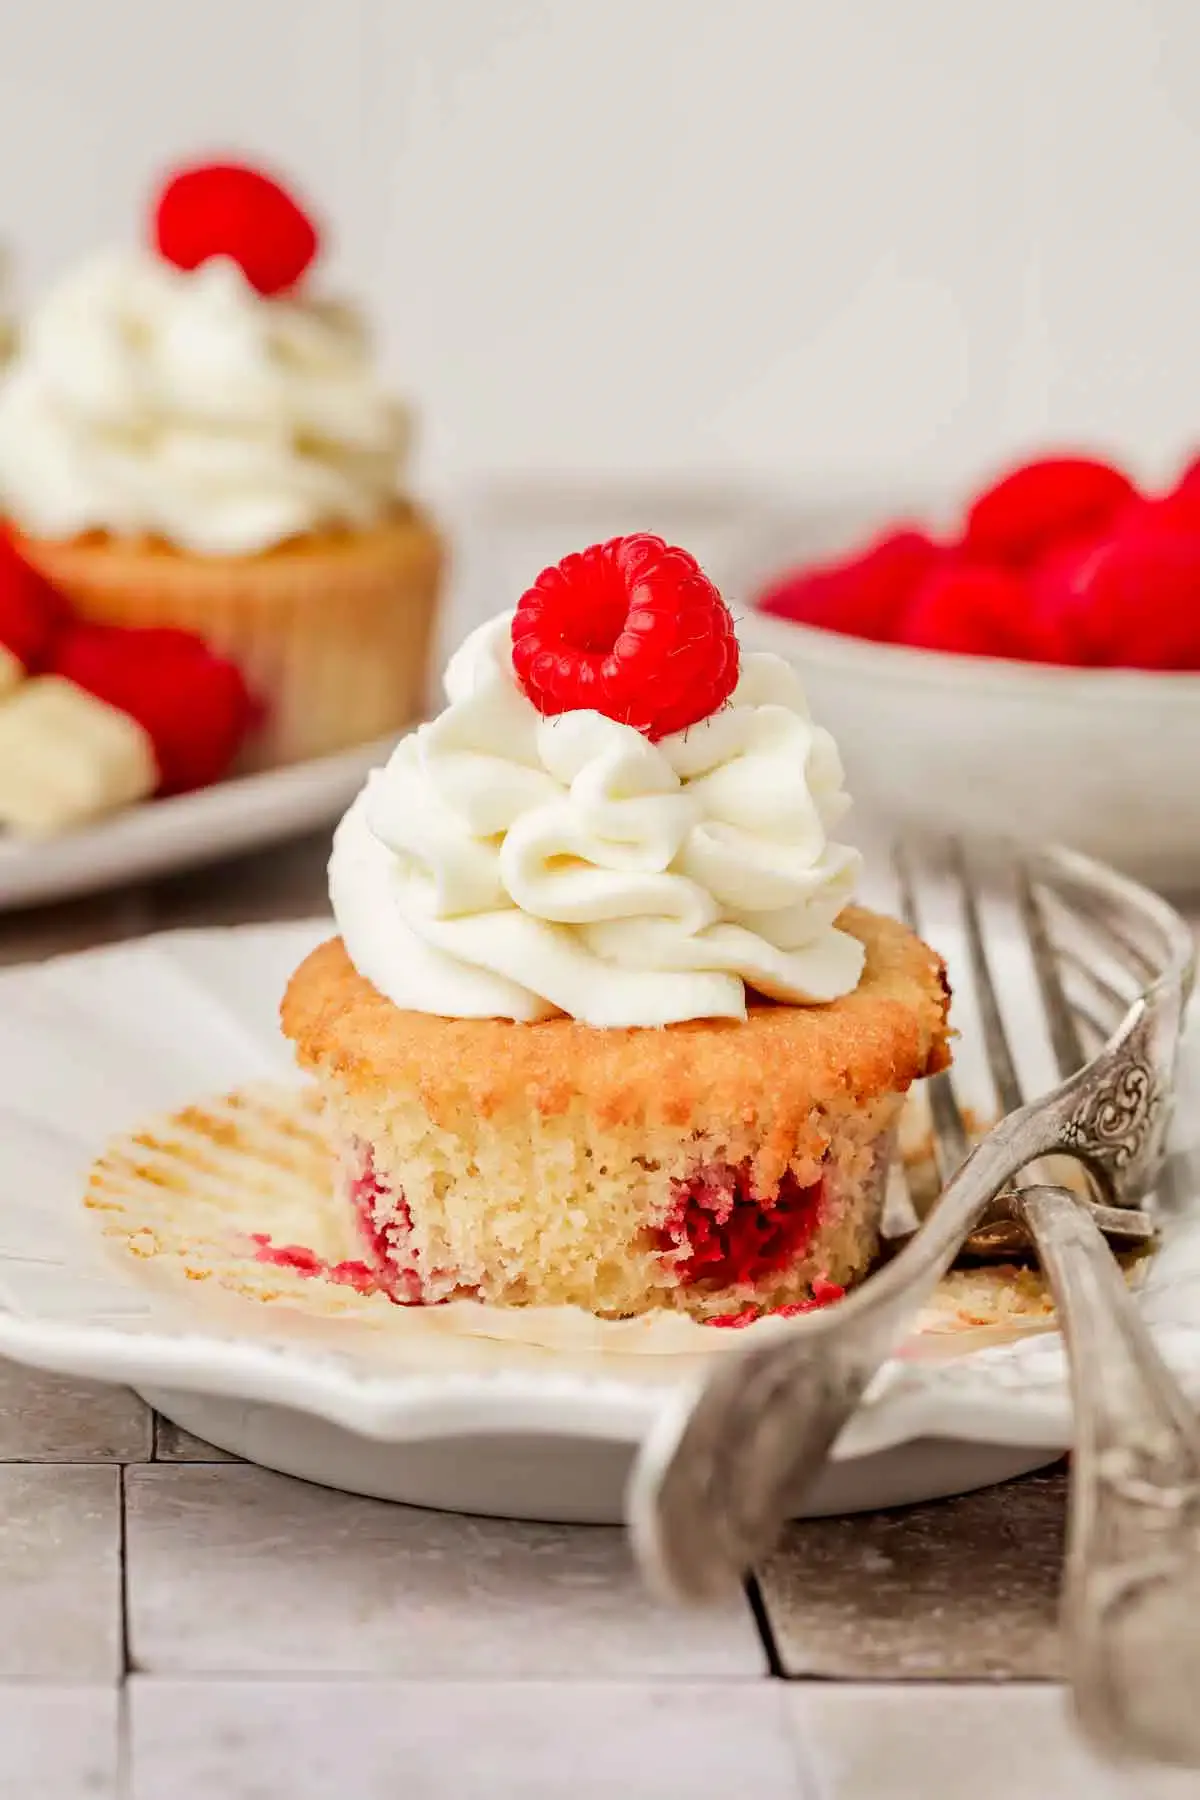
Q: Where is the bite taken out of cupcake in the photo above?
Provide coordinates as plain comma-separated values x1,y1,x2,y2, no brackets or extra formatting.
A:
0,157,442,769
282,535,951,1325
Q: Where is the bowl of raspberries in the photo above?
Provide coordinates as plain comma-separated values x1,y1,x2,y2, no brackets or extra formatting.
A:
742,452,1200,891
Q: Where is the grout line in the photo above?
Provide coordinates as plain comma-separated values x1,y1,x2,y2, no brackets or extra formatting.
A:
746,1574,786,1679
118,1464,133,1679
112,1671,782,1687
116,1680,131,1800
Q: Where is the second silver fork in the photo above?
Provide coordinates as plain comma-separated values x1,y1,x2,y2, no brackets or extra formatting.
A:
628,839,1197,1765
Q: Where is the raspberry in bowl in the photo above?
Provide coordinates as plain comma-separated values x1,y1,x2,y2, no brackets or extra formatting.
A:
281,534,950,1323
742,452,1200,890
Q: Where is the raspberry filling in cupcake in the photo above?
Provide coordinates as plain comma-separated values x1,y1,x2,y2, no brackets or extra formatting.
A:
282,534,950,1322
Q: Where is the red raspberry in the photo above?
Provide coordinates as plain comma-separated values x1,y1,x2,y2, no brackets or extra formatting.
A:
963,455,1136,567
153,160,319,296
51,623,258,791
1136,458,1200,534
1033,524,1200,670
0,536,65,670
1170,451,1200,504
1025,542,1101,665
899,563,1057,661
511,534,739,739
757,527,939,641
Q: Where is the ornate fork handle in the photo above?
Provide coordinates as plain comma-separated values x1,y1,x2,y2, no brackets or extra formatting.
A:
1018,1185,1200,1771
629,1003,1165,1603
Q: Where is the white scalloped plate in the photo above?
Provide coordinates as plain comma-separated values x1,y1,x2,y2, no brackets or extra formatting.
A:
0,911,1197,1524
0,732,405,912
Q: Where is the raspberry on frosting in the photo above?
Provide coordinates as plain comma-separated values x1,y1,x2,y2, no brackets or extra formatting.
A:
511,533,739,740
153,159,320,296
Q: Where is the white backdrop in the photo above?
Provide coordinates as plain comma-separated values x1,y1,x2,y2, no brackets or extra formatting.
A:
2,0,1198,515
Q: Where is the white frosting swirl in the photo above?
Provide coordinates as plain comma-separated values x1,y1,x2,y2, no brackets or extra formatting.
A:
330,614,865,1028
0,250,409,555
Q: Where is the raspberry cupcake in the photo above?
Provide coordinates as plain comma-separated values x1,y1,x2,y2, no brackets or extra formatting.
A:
282,535,949,1322
0,160,441,769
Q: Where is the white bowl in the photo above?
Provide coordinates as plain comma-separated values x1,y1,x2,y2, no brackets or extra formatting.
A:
739,608,1200,894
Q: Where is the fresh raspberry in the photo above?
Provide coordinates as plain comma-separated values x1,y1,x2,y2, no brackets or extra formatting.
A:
899,563,1056,661
511,534,738,739
153,160,319,296
0,536,66,670
1162,451,1200,515
963,456,1137,567
50,622,257,791
756,527,939,641
1025,542,1100,665
1033,523,1200,670
1136,458,1200,534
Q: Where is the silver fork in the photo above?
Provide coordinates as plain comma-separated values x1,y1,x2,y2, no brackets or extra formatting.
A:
628,839,1198,1765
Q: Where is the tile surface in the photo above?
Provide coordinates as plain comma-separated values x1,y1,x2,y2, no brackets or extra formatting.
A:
125,1465,764,1677
151,1415,240,1463
129,1679,804,1800
759,1466,1067,1679
0,1362,150,1462
788,1685,1200,1799
0,1465,123,1679
0,1686,118,1800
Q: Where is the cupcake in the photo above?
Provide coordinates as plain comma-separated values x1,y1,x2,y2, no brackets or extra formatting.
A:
282,535,950,1321
0,160,442,769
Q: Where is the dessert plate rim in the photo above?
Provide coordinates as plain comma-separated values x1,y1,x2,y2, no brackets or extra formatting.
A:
0,730,411,912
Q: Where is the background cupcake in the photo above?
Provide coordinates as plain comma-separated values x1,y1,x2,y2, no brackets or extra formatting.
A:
0,159,442,769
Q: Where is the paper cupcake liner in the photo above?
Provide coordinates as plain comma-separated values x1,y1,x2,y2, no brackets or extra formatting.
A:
83,1080,1073,1380
13,506,443,769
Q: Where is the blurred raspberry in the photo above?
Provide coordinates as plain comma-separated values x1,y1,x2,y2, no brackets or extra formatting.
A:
899,563,1056,661
963,456,1136,567
1136,455,1200,533
154,160,319,296
0,536,65,670
51,622,258,791
1033,523,1200,670
757,527,940,641
1172,451,1200,504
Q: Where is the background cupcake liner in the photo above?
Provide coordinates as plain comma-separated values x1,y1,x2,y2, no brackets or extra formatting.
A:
14,504,443,769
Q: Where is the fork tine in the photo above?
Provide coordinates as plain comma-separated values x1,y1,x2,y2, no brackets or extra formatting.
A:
1016,859,1089,1079
881,1154,921,1239
1056,946,1136,1025
1072,1003,1120,1056
952,841,1024,1116
1054,884,1161,987
894,839,972,1182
